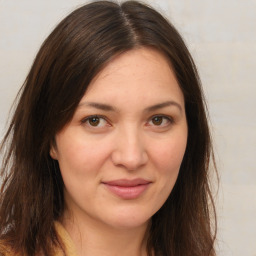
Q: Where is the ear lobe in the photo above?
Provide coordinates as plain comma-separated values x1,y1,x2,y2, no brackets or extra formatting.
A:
50,146,58,160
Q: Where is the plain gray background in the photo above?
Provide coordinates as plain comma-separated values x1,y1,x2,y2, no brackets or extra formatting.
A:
0,0,255,255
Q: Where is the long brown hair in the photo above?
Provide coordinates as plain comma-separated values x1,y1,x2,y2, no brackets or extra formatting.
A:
0,1,217,255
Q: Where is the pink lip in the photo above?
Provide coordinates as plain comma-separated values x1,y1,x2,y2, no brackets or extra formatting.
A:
102,179,151,199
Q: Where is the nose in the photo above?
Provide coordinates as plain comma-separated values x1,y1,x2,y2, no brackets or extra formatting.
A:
111,127,148,171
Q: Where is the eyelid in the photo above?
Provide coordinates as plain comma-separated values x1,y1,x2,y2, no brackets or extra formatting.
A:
146,114,174,126
81,115,111,127
80,114,174,129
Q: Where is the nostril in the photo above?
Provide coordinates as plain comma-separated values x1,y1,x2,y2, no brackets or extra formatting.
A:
111,148,148,170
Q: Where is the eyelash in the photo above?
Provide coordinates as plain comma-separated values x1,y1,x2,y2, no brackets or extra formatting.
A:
147,115,174,127
81,115,110,128
81,114,174,128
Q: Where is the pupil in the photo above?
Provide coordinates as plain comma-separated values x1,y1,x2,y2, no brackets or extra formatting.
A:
153,116,162,125
89,117,100,126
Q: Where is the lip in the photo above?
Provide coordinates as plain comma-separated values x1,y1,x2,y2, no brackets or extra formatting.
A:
102,179,152,199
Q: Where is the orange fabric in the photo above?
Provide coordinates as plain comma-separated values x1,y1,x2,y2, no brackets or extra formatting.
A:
53,222,78,256
0,222,78,256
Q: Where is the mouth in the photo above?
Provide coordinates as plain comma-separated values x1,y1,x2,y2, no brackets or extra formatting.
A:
101,179,152,200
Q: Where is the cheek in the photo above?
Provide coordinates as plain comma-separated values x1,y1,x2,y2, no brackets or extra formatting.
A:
152,134,187,174
55,138,111,199
55,134,111,172
57,143,88,172
151,136,187,204
145,136,187,215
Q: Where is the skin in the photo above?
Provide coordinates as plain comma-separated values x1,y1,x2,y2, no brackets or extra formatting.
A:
50,47,188,256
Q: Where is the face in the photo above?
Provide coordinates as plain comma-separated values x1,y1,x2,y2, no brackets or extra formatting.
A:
51,48,188,230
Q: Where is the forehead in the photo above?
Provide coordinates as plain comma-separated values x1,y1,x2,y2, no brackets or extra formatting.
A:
81,47,184,108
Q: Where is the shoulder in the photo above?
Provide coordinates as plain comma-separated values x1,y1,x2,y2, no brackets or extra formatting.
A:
54,221,78,256
0,241,14,256
0,223,76,256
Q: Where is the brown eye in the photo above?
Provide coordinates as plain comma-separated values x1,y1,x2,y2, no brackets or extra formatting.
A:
82,115,109,128
148,115,173,128
88,117,100,126
152,116,163,126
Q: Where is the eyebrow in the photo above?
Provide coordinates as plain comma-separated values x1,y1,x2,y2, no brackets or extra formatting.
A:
79,100,182,113
78,102,116,111
144,101,182,113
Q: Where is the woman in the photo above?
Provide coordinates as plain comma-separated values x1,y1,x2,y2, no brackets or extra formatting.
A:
0,1,217,255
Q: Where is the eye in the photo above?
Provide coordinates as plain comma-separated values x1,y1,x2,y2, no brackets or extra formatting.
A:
148,115,173,127
82,115,109,128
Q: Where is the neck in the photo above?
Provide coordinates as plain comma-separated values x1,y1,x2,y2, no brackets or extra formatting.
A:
61,210,150,256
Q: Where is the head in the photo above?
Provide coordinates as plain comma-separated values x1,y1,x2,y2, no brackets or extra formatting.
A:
0,1,216,255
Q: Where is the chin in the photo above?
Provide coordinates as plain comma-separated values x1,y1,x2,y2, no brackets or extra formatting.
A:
109,218,150,230
101,207,153,230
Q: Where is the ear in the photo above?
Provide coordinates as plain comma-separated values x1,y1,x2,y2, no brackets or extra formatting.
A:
50,145,58,160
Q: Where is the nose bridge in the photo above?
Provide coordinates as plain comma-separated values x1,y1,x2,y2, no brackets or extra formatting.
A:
111,123,148,170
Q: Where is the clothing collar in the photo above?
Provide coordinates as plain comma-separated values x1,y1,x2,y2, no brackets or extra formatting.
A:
54,221,78,256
